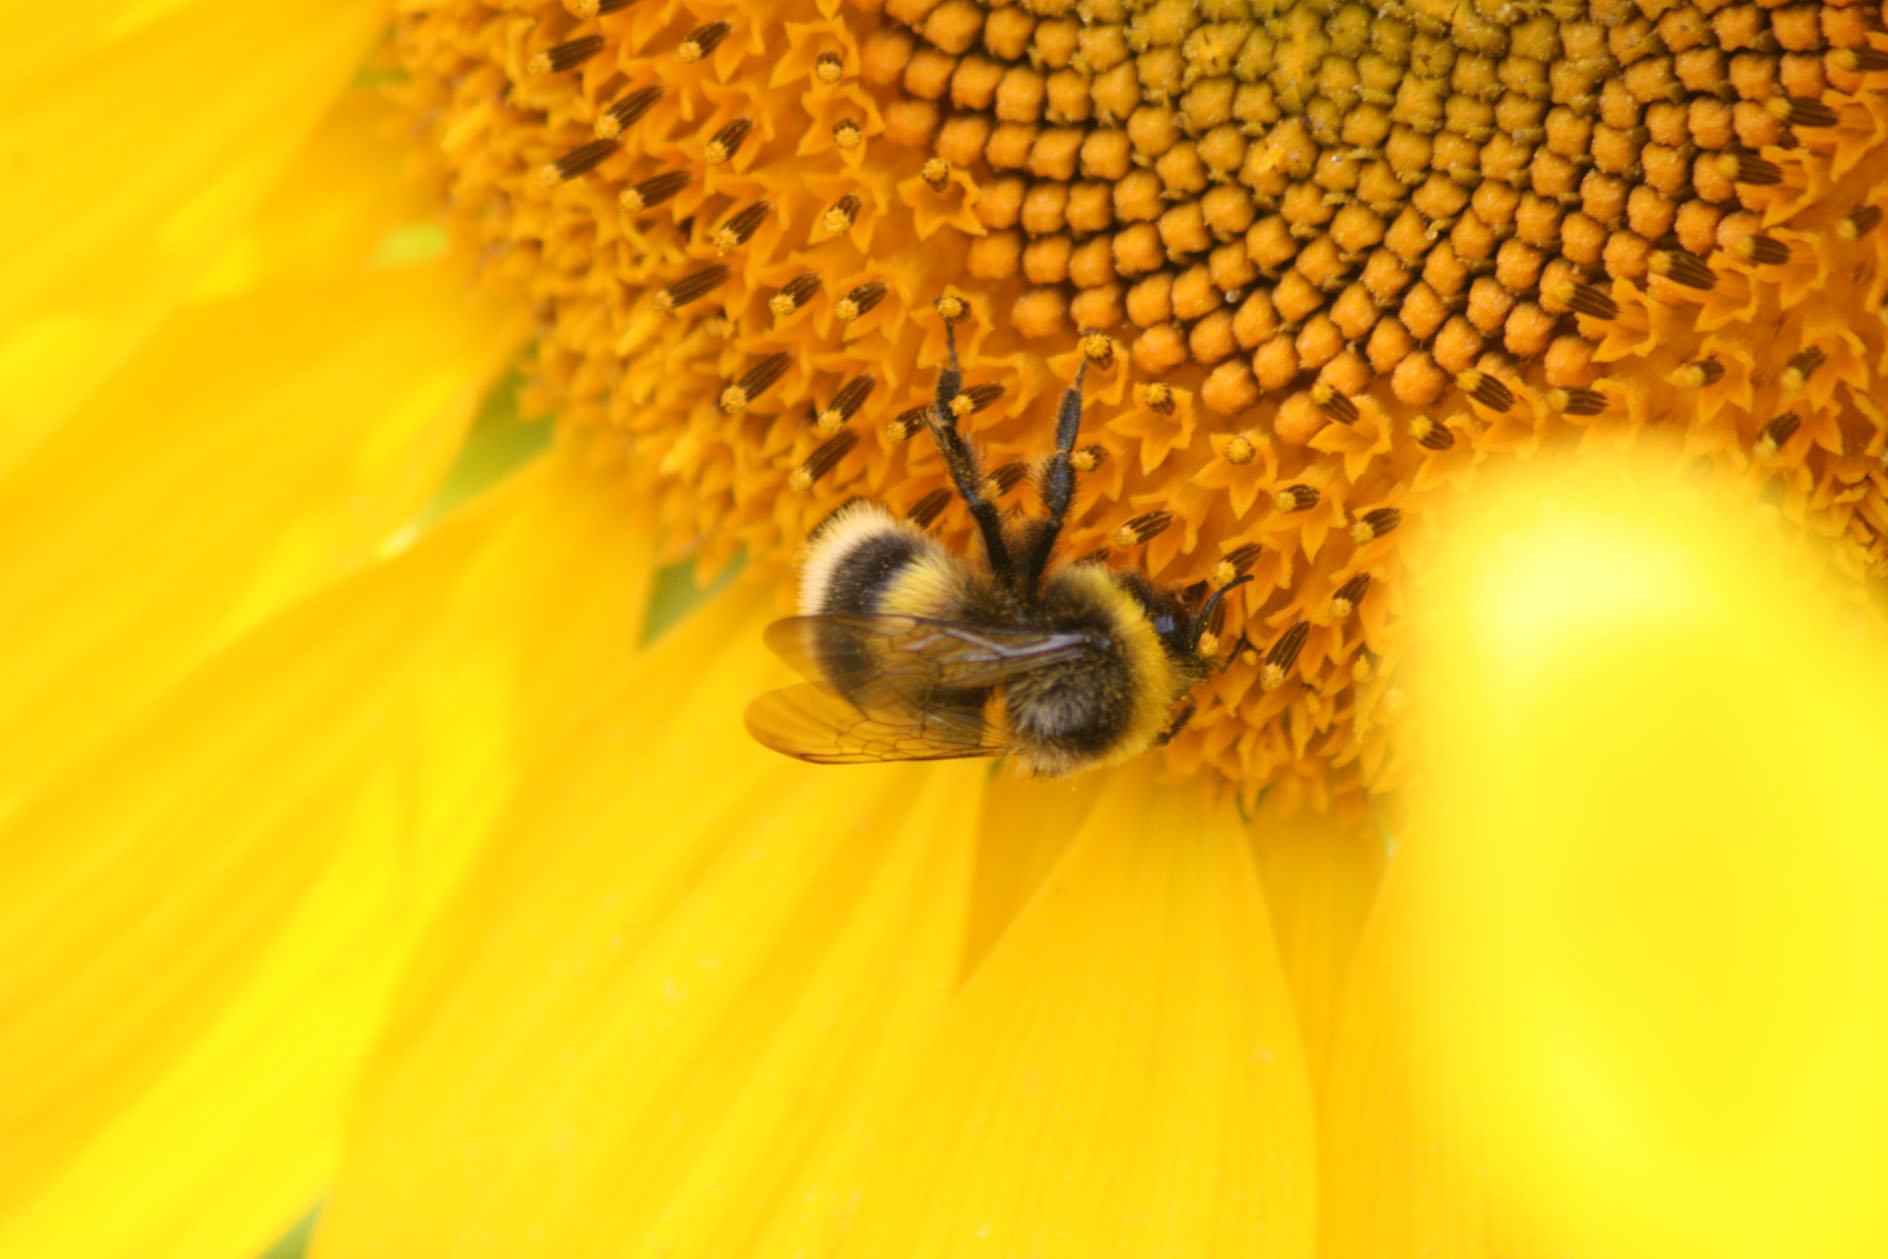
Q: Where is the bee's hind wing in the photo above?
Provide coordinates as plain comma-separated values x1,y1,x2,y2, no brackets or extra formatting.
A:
743,682,1010,764
749,613,1104,764
764,614,1101,702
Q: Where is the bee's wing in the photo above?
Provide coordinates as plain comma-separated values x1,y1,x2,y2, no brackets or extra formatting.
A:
747,614,1105,765
763,614,1102,703
744,682,1008,764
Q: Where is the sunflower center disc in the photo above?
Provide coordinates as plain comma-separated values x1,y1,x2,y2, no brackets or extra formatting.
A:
393,0,1888,809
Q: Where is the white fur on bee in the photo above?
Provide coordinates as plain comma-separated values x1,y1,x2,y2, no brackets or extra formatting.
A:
798,500,963,619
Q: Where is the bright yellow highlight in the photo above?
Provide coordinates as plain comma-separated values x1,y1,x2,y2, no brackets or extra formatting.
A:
1386,453,1888,1259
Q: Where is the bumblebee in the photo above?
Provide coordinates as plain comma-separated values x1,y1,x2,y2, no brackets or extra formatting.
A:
745,312,1248,776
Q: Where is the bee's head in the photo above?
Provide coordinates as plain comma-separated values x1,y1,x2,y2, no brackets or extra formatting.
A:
1111,572,1209,691
1114,570,1256,692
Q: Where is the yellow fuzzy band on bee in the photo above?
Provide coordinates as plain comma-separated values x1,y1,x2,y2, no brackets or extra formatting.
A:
876,547,970,623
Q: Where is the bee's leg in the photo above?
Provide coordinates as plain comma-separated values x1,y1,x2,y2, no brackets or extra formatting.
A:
1019,356,1088,587
931,310,964,418
927,312,1015,584
1154,701,1196,746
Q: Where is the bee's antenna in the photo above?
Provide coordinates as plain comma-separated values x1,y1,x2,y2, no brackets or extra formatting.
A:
1190,574,1254,654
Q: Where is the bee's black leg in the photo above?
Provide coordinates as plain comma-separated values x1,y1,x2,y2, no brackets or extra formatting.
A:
1154,701,1196,747
927,314,1015,585
1019,356,1087,587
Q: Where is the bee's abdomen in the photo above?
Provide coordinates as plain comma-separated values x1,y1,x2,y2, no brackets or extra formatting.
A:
798,501,971,707
1010,565,1179,776
800,501,955,619
1005,652,1140,762
816,530,926,616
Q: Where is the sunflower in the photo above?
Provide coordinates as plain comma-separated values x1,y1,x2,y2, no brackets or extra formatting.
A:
6,0,1888,1255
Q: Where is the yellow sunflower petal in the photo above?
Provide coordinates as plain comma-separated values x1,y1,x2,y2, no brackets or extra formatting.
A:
1317,863,1498,1258
0,458,651,1259
842,769,1317,1259
0,0,388,461
1247,799,1387,1086
0,249,515,800
191,89,448,304
1322,453,1888,1258
959,771,1095,982
313,587,985,1259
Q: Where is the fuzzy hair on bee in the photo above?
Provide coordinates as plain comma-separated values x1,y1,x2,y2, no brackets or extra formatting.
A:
745,309,1249,777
